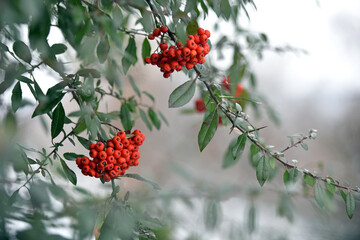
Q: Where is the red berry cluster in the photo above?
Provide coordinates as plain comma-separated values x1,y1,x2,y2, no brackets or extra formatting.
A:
144,26,211,78
76,129,145,182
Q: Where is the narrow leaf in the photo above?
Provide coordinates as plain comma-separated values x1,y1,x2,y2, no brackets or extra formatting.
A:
314,182,325,207
148,108,161,130
222,137,240,168
51,103,65,139
345,192,355,219
76,135,91,149
63,152,83,161
168,80,196,108
120,104,134,131
97,36,110,64
60,158,77,185
256,156,269,186
139,108,152,131
198,109,218,152
304,174,315,187
11,81,22,112
129,76,141,97
122,173,161,190
232,133,246,160
141,38,151,62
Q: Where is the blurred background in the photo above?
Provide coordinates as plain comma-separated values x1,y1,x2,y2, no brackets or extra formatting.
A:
3,0,360,239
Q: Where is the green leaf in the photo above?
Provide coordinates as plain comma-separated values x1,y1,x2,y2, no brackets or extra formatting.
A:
186,19,199,35
129,76,141,97
141,38,151,62
325,177,336,195
249,144,260,167
97,36,110,64
314,182,326,207
139,108,152,131
122,37,137,74
339,189,347,202
63,152,83,161
204,200,221,230
300,142,308,151
304,174,315,187
76,135,91,149
120,104,134,131
11,81,22,112
168,80,196,108
8,189,20,206
232,133,246,160
77,68,101,78
222,137,240,168
51,43,67,55
220,0,231,20
345,192,355,219
51,103,65,139
122,173,161,190
17,76,33,84
148,108,161,130
256,156,269,186
143,91,155,102
198,109,218,152
13,40,32,63
247,204,256,234
60,158,77,185
277,192,294,223
158,111,169,126
32,81,66,117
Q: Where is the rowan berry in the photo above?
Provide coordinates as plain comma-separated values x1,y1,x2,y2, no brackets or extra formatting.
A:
106,147,114,156
102,173,111,182
205,30,211,38
107,155,116,164
117,157,126,165
127,144,135,152
88,169,96,177
190,50,197,58
200,34,208,43
133,135,143,145
150,53,159,62
81,156,90,165
105,163,114,171
95,142,105,152
187,40,197,50
112,135,121,143
109,170,118,178
195,98,206,112
133,145,139,152
114,142,123,150
153,28,161,37
117,131,126,139
160,43,168,51
197,28,205,35
76,157,82,166
234,83,244,98
133,159,139,166
89,143,96,149
89,161,96,169
113,150,121,159
183,47,191,57
176,42,184,49
121,138,129,147
163,72,171,78
131,152,140,160
139,133,145,140
186,62,194,70
163,63,171,72
93,157,100,164
114,165,121,172
121,149,130,158
98,151,107,160
160,25,168,33
89,149,98,158
106,140,114,148
132,129,142,135
148,34,155,40
145,57,151,64
82,165,90,173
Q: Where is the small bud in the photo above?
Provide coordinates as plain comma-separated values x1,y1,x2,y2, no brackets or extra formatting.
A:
303,169,309,173
326,178,331,184
357,187,360,193
248,133,256,139
292,159,298,164
266,145,275,149
248,126,254,131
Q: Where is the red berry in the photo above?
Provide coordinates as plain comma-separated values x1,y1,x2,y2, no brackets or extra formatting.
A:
160,43,168,50
145,57,151,64
89,143,96,149
148,34,155,40
197,28,205,35
95,142,104,151
98,151,107,160
234,83,244,98
205,30,211,38
195,98,206,112
160,26,168,33
81,156,90,165
163,72,171,78
153,28,161,37
117,131,126,139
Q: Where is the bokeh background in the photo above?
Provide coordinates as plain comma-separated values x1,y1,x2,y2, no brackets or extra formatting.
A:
4,0,360,239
